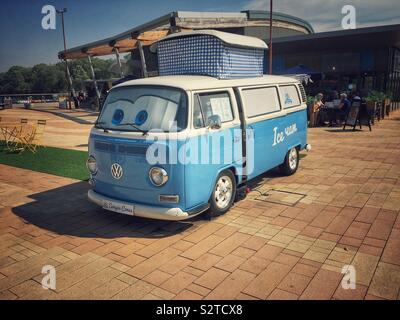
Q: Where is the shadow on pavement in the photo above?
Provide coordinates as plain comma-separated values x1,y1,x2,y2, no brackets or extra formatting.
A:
324,128,363,133
32,107,96,125
12,181,203,239
12,168,285,239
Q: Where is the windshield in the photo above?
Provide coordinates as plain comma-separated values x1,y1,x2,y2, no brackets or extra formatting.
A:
97,86,188,132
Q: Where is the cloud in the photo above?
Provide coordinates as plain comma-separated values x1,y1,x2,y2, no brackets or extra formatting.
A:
244,0,400,32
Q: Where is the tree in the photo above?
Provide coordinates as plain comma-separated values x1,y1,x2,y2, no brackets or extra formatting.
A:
1,66,31,94
0,57,119,94
31,64,57,93
71,64,89,90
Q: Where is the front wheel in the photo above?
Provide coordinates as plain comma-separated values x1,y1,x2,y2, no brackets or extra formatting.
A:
280,147,299,176
208,170,236,217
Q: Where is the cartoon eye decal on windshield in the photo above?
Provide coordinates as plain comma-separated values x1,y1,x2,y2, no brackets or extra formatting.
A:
135,110,148,125
112,109,124,124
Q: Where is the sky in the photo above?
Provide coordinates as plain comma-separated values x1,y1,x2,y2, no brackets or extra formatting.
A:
0,0,400,72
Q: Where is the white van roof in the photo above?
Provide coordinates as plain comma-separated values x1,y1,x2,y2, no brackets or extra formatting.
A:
115,75,299,91
158,30,268,50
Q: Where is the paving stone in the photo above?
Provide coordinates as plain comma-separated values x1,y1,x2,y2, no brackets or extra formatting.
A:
368,262,400,300
351,252,379,286
205,269,255,300
267,288,298,300
112,280,156,300
243,262,292,299
194,267,229,290
1,109,400,300
160,271,197,294
278,272,312,295
300,269,342,300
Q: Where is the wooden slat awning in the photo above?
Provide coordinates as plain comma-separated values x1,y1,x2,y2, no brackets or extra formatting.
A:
58,11,250,60
60,30,170,59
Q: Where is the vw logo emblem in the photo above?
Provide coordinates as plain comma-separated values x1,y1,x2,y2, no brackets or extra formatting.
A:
111,163,123,180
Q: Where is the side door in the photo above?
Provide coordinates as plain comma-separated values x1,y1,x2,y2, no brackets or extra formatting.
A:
238,85,287,179
278,83,307,152
184,88,241,210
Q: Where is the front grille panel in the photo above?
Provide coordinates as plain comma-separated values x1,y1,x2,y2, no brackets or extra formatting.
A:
94,141,149,156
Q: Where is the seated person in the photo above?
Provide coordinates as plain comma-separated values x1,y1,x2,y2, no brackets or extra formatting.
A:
336,93,351,124
352,93,362,103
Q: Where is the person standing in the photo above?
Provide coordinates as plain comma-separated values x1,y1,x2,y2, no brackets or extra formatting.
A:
337,93,351,124
309,93,324,127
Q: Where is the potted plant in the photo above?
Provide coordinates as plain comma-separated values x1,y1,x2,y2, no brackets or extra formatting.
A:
24,96,32,109
365,91,381,123
384,91,393,115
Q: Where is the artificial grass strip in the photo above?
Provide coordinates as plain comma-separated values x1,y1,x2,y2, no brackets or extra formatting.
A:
0,144,89,180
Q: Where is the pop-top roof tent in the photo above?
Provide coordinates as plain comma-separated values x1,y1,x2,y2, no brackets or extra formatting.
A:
58,11,313,60
157,29,268,49
156,30,268,79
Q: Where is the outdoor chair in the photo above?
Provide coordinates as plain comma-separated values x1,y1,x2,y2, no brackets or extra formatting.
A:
29,119,47,152
17,124,37,154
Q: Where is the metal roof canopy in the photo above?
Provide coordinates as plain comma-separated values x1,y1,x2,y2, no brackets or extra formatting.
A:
58,10,312,60
273,23,400,53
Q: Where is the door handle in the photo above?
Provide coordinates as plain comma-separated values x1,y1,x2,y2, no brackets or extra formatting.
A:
247,125,255,139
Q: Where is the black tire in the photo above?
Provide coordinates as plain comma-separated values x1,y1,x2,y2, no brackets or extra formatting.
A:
280,147,299,176
208,170,236,217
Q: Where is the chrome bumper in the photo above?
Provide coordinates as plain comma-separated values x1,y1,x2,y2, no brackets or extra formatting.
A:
88,190,207,221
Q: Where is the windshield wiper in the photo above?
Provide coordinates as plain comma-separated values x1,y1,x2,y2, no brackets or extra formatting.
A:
94,121,109,133
115,123,148,136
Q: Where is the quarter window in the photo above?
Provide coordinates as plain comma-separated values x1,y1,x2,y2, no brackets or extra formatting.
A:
280,85,301,109
242,87,281,118
193,92,234,128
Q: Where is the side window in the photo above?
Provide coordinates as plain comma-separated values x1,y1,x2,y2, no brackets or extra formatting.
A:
242,87,280,118
280,85,301,109
193,92,234,128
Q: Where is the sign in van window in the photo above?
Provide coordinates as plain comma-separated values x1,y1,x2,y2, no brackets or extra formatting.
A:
195,92,234,127
242,87,280,118
210,97,232,122
280,85,301,109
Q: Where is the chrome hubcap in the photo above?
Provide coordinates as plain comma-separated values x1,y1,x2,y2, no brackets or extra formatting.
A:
289,148,298,170
214,175,233,209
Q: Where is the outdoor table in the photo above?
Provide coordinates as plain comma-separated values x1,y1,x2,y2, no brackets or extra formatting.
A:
0,122,37,153
319,107,339,126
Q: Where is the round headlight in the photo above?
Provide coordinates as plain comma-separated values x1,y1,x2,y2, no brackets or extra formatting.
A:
149,167,168,187
86,156,97,174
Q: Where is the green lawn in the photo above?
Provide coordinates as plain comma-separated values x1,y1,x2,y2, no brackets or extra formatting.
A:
0,144,89,180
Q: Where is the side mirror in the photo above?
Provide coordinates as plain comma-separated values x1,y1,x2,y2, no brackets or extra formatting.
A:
207,115,222,130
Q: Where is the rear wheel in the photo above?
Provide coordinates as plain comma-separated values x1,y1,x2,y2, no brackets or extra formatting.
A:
208,170,236,217
280,147,299,176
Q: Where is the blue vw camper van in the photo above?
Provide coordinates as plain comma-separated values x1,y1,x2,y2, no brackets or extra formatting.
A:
86,31,309,220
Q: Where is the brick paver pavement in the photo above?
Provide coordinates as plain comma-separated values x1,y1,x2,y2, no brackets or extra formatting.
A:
0,110,399,300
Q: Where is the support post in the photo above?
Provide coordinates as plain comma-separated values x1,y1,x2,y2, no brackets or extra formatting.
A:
87,55,101,109
137,41,148,78
269,0,273,75
114,47,124,78
64,59,75,109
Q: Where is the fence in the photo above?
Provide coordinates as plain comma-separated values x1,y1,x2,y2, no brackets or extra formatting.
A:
0,93,68,104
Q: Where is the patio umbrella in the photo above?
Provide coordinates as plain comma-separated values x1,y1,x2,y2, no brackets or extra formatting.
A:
279,64,320,75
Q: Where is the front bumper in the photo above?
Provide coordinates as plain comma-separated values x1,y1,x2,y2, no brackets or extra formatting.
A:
88,189,208,221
